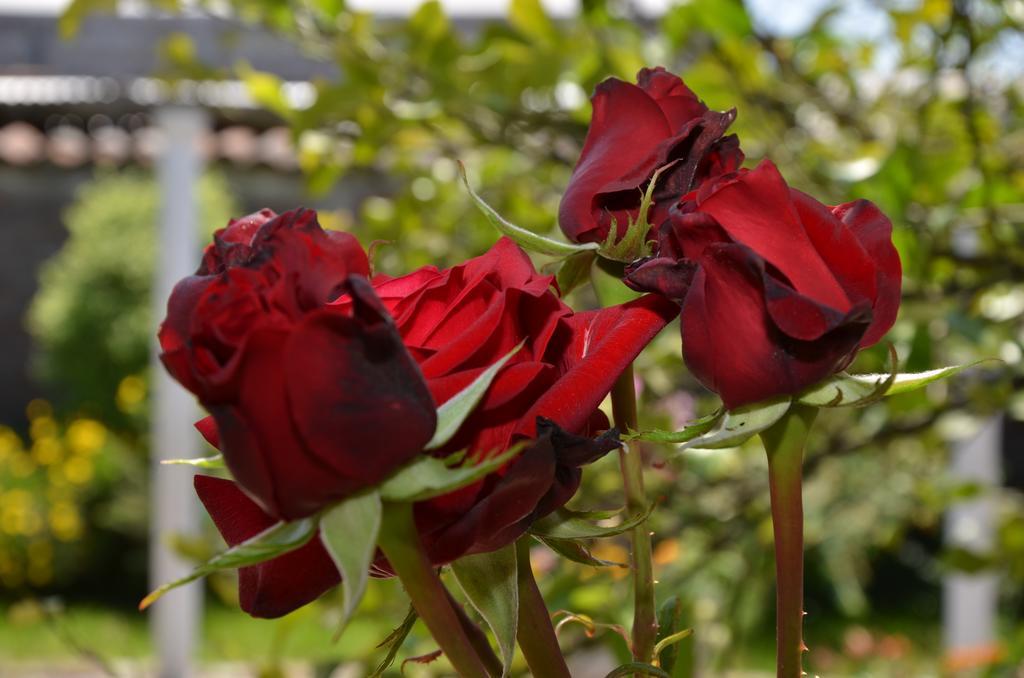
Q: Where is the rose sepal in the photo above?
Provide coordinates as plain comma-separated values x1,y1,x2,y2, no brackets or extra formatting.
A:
595,162,671,263
426,341,524,450
459,162,598,257
797,357,991,407
138,515,318,610
661,397,793,452
319,490,383,638
450,543,519,677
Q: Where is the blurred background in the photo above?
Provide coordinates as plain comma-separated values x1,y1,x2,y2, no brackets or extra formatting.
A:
0,0,1021,675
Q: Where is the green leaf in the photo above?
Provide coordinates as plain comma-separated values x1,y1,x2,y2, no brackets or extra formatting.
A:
605,663,671,678
426,342,524,451
379,444,526,503
159,454,225,469
369,606,418,678
627,411,723,444
450,544,519,677
320,491,382,639
555,250,596,297
535,535,626,568
139,516,317,610
508,0,557,43
677,398,792,451
237,62,294,121
529,502,655,540
458,162,598,257
797,344,897,407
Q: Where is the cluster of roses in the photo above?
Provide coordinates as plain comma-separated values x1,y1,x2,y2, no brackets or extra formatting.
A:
157,67,901,671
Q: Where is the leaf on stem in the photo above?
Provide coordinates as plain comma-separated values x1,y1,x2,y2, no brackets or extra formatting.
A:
534,535,626,568
139,516,317,610
555,249,597,296
450,544,519,677
320,490,382,639
528,503,655,540
369,606,418,678
458,162,598,257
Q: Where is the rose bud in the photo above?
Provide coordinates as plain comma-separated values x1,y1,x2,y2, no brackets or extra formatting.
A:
193,236,678,617
558,66,744,245
625,160,902,409
158,208,437,521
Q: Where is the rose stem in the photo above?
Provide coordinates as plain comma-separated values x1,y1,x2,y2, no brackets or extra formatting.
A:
759,404,818,678
610,364,658,666
378,501,491,678
445,588,505,677
515,538,572,678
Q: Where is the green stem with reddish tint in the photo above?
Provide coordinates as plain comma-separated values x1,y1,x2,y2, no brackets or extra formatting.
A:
378,502,491,678
759,404,818,678
611,364,658,666
515,538,572,678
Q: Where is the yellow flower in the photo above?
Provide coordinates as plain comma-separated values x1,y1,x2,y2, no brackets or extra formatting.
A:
116,376,147,413
49,503,82,542
25,399,52,421
63,456,94,485
31,439,62,466
29,416,57,442
67,419,106,456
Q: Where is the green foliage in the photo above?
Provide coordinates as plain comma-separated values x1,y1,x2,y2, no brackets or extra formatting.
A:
28,171,237,430
50,0,1024,673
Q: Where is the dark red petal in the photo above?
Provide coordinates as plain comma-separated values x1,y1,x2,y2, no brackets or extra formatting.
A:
832,199,903,347
558,77,675,242
417,441,558,564
211,327,353,521
696,160,852,312
623,257,697,302
636,67,708,128
682,243,869,408
194,475,339,619
284,297,436,490
195,416,220,450
790,189,877,306
518,294,678,437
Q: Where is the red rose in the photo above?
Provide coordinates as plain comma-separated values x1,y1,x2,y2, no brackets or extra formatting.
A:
625,160,902,408
558,67,744,244
159,208,437,520
194,236,677,617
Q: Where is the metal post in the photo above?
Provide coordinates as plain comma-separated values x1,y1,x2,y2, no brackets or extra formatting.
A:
943,414,1002,665
150,105,207,678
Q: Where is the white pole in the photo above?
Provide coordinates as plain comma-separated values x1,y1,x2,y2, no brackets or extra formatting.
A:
150,105,207,678
943,414,1002,662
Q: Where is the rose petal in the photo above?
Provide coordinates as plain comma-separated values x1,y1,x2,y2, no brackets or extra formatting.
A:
832,199,903,347
681,243,869,408
194,475,339,619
